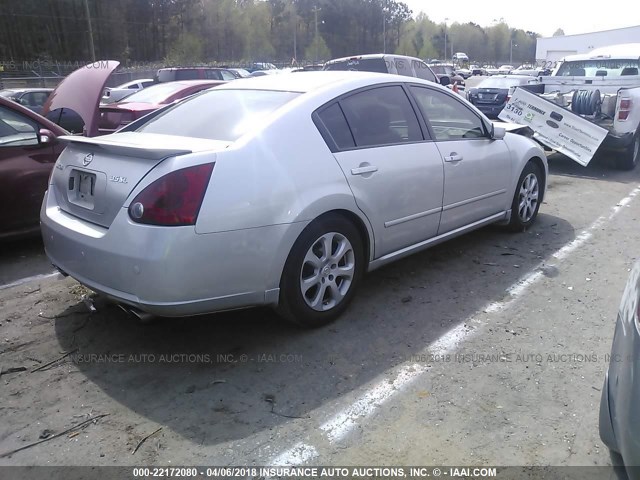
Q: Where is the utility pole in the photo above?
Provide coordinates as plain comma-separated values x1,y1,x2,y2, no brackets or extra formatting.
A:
84,0,96,62
312,6,321,64
444,18,448,61
383,11,386,53
292,11,297,62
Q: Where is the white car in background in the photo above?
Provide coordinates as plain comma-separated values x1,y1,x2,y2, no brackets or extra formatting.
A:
498,65,514,75
456,67,472,79
101,79,155,104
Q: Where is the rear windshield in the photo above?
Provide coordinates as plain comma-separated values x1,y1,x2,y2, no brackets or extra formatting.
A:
136,89,300,141
324,58,388,73
556,59,640,77
117,82,191,104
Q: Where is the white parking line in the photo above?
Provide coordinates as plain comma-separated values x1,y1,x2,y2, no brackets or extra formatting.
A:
0,271,59,291
269,442,319,466
267,183,640,464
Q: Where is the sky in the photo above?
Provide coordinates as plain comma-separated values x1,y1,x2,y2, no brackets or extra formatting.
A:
403,0,639,37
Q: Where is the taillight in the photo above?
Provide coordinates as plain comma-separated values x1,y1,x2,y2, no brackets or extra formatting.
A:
618,97,632,121
129,163,214,226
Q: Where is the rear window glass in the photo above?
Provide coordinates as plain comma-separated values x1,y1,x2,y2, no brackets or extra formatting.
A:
324,58,388,73
137,89,300,141
118,82,195,104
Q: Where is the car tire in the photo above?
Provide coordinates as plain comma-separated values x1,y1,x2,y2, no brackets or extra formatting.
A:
276,214,365,328
615,131,640,171
506,161,543,231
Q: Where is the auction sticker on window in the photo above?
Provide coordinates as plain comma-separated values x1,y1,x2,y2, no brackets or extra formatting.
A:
498,87,608,166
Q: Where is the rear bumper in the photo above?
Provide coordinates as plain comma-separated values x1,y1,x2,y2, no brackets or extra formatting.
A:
472,103,505,119
41,191,305,317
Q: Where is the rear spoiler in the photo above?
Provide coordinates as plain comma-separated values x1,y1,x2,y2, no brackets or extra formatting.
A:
58,135,192,160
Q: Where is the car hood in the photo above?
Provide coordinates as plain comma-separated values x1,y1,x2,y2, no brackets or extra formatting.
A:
43,60,119,137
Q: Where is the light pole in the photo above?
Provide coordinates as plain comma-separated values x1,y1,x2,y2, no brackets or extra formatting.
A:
312,6,321,64
444,18,448,61
382,10,386,53
510,40,517,64
84,0,96,62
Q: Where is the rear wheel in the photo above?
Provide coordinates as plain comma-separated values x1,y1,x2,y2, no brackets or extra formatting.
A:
506,161,543,231
615,131,640,171
276,214,365,328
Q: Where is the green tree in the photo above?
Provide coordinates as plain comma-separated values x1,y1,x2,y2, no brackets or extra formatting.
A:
164,32,204,65
305,33,331,62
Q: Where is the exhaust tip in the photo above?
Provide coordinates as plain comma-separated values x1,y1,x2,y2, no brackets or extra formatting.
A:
117,304,156,323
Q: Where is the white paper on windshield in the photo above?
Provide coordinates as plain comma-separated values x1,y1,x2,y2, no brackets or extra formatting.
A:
498,88,608,166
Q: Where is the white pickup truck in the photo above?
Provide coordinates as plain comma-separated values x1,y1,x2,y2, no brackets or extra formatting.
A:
499,44,640,169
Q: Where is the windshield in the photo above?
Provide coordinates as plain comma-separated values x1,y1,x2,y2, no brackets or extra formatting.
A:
118,82,191,104
136,89,300,141
556,59,640,77
324,58,388,73
478,78,527,89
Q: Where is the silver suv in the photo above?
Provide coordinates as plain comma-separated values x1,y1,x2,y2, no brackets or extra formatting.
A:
324,54,447,86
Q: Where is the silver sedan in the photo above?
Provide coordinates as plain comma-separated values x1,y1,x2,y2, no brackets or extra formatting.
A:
41,71,547,327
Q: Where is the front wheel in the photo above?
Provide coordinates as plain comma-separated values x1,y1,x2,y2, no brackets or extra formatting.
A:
615,131,640,171
506,161,543,231
276,215,365,328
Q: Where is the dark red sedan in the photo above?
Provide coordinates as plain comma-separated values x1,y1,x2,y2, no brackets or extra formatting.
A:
98,80,225,134
0,97,67,240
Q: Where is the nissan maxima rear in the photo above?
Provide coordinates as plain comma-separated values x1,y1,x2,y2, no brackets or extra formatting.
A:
41,71,547,327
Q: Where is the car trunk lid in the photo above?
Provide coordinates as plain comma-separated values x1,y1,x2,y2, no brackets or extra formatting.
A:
42,60,120,137
50,132,231,228
476,88,508,103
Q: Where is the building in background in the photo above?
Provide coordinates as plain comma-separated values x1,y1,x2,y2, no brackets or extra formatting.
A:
536,25,640,63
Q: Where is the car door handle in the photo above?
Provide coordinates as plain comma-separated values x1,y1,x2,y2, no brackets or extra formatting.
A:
444,153,463,162
351,165,378,175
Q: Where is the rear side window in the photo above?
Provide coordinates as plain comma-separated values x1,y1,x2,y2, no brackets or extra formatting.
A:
204,70,223,80
413,61,437,83
317,103,355,150
394,57,413,77
176,69,200,80
339,86,422,148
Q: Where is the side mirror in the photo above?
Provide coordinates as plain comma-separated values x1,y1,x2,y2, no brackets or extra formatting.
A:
492,125,506,139
439,76,451,87
38,128,57,145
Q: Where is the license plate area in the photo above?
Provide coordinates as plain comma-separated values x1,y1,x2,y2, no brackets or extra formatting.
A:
68,169,97,210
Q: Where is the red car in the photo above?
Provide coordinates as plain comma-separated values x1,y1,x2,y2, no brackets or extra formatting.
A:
1,60,120,239
0,97,67,239
98,80,225,134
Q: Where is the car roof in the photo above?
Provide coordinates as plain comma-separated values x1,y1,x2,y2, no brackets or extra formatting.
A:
214,70,435,94
326,53,422,63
